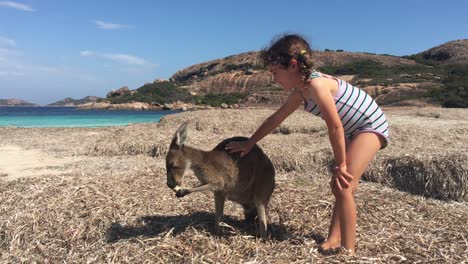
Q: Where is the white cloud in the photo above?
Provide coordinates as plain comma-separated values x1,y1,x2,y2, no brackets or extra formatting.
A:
80,50,94,57
0,1,35,12
92,20,128,30
0,47,92,80
103,53,146,65
80,50,153,66
0,59,95,81
0,48,27,78
0,47,21,63
0,70,24,76
0,36,16,47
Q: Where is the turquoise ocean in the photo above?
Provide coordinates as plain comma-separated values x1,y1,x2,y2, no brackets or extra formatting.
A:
0,106,182,128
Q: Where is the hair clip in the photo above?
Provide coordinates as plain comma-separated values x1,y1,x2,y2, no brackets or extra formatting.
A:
300,50,307,55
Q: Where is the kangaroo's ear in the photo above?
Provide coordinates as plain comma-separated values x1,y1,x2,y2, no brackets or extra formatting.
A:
171,121,189,148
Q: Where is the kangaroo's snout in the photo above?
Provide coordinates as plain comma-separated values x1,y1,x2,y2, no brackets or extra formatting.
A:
167,179,181,189
167,181,176,189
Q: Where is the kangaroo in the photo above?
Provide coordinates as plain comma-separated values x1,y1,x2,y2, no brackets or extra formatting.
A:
165,122,275,239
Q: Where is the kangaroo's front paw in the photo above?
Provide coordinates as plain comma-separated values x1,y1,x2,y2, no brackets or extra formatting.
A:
175,188,190,198
215,225,227,236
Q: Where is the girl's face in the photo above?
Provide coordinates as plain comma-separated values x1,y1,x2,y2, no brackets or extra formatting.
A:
268,62,302,91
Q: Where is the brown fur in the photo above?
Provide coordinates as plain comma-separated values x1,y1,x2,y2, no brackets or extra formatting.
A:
166,122,275,238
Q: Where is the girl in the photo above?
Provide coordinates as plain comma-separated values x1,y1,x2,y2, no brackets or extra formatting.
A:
226,34,389,254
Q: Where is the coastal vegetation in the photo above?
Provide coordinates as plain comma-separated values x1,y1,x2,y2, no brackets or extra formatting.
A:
175,63,265,83
107,81,192,105
194,92,247,106
48,96,100,106
318,60,468,107
99,54,468,109
105,59,467,109
106,81,248,108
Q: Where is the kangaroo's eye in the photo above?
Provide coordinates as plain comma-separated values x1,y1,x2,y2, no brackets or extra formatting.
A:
168,163,183,170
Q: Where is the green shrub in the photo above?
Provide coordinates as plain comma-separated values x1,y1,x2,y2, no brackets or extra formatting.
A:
319,60,468,108
428,65,468,108
107,81,193,104
199,93,247,107
319,60,387,76
402,54,440,66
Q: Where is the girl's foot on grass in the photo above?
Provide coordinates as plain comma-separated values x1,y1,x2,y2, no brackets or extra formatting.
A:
318,239,341,254
318,244,356,257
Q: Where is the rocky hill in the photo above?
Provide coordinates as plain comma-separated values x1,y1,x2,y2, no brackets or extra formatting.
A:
407,39,468,65
170,51,418,96
0,99,38,106
100,40,467,109
168,50,448,107
48,96,102,106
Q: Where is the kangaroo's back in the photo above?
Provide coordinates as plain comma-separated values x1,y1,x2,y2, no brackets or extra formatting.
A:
213,137,275,203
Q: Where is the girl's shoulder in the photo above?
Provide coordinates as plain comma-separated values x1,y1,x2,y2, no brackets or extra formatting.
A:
309,71,341,87
308,73,329,88
311,71,338,80
310,70,321,79
307,72,341,98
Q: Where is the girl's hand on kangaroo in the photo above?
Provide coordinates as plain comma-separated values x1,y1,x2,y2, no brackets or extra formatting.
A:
225,141,253,157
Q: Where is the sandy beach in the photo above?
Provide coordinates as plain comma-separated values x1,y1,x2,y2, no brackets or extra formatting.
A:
0,107,467,263
0,145,75,181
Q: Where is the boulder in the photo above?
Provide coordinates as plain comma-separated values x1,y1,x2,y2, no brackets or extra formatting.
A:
78,102,111,110
162,103,173,110
107,86,131,98
78,101,153,110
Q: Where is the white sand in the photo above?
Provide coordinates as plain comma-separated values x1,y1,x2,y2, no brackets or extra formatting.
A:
0,145,75,181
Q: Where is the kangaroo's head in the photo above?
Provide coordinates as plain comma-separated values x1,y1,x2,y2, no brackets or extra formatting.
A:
166,121,190,190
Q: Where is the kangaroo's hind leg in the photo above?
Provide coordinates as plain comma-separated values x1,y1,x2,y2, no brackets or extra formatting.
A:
242,203,258,223
214,191,225,235
255,202,268,239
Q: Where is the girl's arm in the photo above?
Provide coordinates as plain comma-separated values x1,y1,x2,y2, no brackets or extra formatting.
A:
226,89,303,156
309,78,353,189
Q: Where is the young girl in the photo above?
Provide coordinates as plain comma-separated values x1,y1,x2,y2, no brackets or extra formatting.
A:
226,34,389,254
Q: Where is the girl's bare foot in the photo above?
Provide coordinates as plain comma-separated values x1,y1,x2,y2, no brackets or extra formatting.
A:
319,243,356,257
318,239,341,254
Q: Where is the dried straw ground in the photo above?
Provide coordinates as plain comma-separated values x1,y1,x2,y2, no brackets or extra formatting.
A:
0,107,467,263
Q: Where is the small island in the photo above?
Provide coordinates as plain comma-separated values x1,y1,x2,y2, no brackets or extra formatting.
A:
0,99,39,106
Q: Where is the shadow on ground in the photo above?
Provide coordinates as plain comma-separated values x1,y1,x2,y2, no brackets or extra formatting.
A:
106,211,322,243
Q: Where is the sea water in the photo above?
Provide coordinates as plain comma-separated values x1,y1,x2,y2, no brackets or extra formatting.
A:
0,106,182,128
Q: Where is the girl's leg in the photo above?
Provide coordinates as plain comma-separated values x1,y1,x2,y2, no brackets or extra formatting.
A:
320,204,341,250
321,132,384,252
320,138,350,251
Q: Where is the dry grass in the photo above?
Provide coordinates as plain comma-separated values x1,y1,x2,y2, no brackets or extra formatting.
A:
81,108,468,201
0,107,467,263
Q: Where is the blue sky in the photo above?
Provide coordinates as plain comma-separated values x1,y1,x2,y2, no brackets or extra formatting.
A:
1,0,467,105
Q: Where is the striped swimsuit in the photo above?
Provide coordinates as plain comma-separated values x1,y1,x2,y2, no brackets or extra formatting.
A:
304,71,389,147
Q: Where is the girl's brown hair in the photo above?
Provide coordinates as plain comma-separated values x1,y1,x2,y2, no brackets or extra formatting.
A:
260,34,314,83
